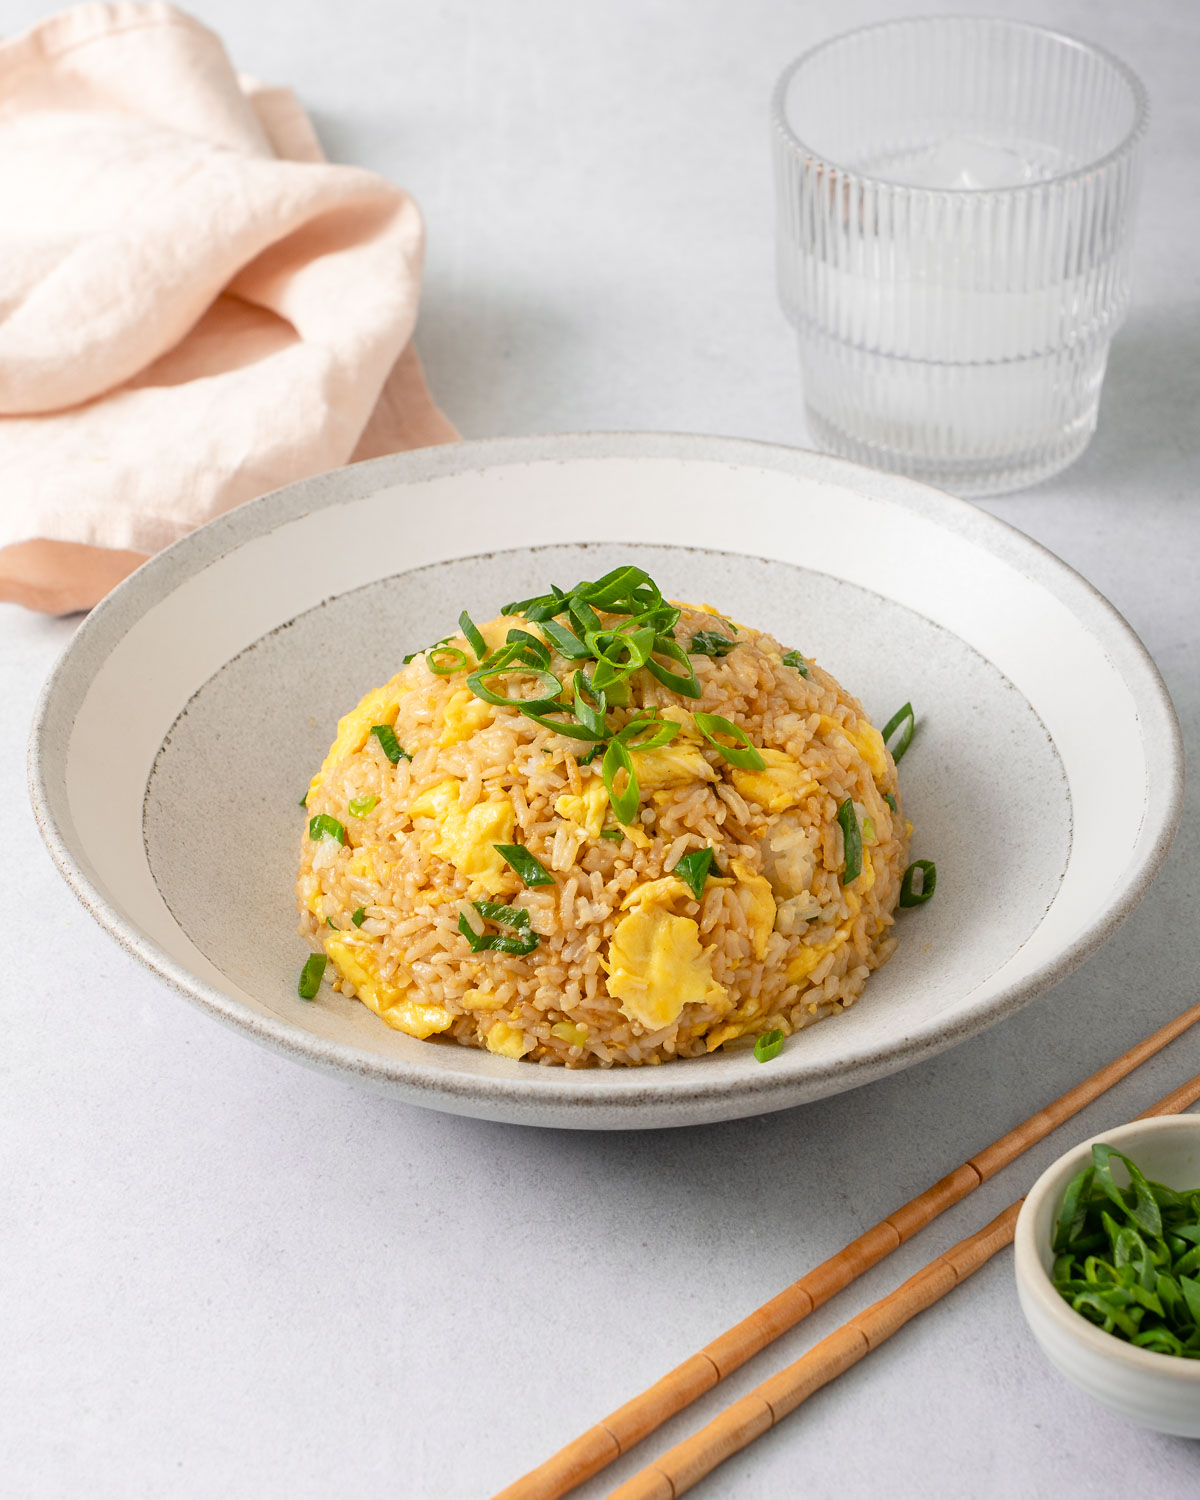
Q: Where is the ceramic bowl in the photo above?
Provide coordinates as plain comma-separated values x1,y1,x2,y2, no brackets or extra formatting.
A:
29,434,1183,1128
1014,1115,1200,1436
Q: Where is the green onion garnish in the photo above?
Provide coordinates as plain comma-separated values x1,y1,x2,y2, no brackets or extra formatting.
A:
836,799,862,885
308,813,346,845
754,1029,785,1063
881,702,915,763
862,816,876,843
428,644,470,676
1050,1143,1200,1357
370,724,409,764
457,909,540,956
472,900,530,930
541,618,590,658
599,829,625,841
884,792,898,812
578,744,604,767
468,662,562,708
403,634,452,665
351,907,366,927
899,859,936,906
602,737,640,826
781,649,809,677
689,630,737,658
458,610,487,659
494,843,555,887
298,953,327,999
348,794,379,818
326,917,338,929
694,712,765,770
299,792,308,807
673,847,715,900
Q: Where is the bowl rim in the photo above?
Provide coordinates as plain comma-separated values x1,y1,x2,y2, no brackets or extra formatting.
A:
1014,1114,1200,1381
26,432,1187,1123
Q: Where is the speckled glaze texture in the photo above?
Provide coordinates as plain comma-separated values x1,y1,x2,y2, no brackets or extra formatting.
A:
29,434,1184,1128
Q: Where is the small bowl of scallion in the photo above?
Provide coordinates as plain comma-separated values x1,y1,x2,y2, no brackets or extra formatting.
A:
1014,1115,1200,1436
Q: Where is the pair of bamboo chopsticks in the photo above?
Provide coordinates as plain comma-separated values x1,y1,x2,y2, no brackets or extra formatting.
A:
495,1000,1200,1500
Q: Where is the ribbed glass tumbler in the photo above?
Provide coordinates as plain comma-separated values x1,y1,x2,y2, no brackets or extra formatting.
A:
772,18,1148,495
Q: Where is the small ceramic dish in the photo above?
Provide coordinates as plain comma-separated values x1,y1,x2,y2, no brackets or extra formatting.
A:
1014,1115,1200,1437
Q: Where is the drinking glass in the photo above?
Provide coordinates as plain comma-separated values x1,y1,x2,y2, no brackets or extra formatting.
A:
771,18,1148,496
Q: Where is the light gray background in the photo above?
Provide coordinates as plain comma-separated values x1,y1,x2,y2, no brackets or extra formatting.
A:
3,2,1197,1497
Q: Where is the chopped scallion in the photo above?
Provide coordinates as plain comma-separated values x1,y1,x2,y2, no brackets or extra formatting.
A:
493,843,555,888
457,910,540,956
297,953,327,1000
673,847,715,900
694,711,765,770
602,737,640,826
754,1029,785,1063
308,813,346,845
881,702,915,763
688,630,737,658
298,792,308,807
458,610,487,659
326,917,338,930
428,644,469,676
351,907,366,927
370,724,410,764
472,900,530,931
884,792,897,812
781,649,809,677
836,798,862,885
348,794,379,818
599,829,625,841
862,815,876,843
899,859,936,907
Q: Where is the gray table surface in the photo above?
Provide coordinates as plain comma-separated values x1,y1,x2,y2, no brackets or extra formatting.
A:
4,1,1198,1496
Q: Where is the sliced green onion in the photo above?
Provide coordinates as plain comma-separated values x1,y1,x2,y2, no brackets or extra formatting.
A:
472,900,530,931
599,828,625,841
881,702,915,763
602,737,640,826
616,713,681,752
456,911,539,955
505,628,552,669
494,843,555,888
348,794,379,818
298,953,327,999
404,634,452,665
754,1029,785,1063
370,724,410,764
588,625,655,694
884,792,898,812
836,799,862,885
428,645,469,676
644,636,701,698
326,917,338,930
351,907,366,927
862,815,876,844
694,712,765,770
673,847,715,900
577,743,605,767
781,649,809,677
308,813,346,845
299,792,308,807
518,707,604,741
689,630,737,658
542,619,590,659
468,664,562,708
899,859,936,906
458,610,487,659
572,672,608,739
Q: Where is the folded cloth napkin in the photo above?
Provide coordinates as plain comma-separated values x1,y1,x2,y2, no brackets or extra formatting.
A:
0,2,457,614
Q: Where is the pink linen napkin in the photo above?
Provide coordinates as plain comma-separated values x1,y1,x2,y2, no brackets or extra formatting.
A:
0,2,457,614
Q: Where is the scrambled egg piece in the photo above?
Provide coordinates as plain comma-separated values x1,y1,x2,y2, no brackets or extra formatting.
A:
732,749,817,813
438,687,493,747
325,933,453,1039
631,743,717,791
818,715,889,782
604,907,726,1029
409,779,515,895
348,845,393,883
461,987,505,1012
485,1021,533,1058
310,673,409,792
729,859,776,961
555,778,609,838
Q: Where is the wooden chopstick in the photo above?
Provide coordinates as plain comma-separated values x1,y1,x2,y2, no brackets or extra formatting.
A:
494,1001,1200,1500
605,1071,1200,1500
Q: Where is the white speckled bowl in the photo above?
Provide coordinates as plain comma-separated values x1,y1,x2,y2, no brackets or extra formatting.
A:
29,434,1183,1128
1015,1116,1200,1436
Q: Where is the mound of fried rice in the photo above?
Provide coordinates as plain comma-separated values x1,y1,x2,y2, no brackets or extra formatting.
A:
296,600,908,1067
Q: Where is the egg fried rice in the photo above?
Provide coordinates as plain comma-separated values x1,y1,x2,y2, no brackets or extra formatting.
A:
296,577,909,1067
